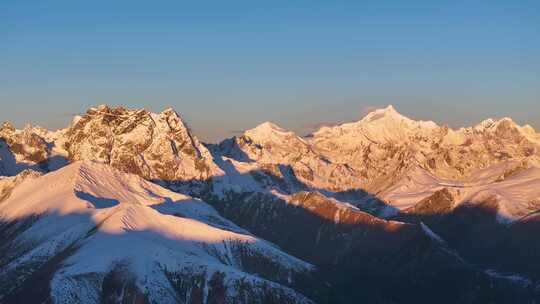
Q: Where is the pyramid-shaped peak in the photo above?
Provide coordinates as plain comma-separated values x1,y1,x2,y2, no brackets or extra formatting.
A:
254,121,286,132
159,107,188,124
244,121,296,141
382,104,397,112
160,107,181,117
360,104,410,123
374,104,401,115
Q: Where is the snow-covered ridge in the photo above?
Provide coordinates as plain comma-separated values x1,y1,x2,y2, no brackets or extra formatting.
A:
380,161,540,223
2,104,540,217
310,105,438,142
0,161,314,303
311,105,538,140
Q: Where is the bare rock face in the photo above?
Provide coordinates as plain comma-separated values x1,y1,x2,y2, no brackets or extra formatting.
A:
65,105,220,182
0,122,48,164
0,122,68,176
404,188,456,216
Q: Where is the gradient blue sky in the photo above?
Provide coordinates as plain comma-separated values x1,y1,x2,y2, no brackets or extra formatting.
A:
1,1,539,142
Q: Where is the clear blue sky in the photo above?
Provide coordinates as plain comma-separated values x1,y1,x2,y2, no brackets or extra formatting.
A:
1,1,539,142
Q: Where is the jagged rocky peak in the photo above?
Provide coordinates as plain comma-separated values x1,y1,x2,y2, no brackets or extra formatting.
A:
472,117,515,134
0,121,16,133
465,116,535,138
0,122,15,140
480,117,538,141
0,120,69,176
65,105,219,182
155,106,202,155
0,121,49,163
446,117,540,159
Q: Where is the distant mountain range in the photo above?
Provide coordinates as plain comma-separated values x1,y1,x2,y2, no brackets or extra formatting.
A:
1,104,539,303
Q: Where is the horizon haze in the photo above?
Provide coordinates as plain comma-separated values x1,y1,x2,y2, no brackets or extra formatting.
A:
1,1,539,141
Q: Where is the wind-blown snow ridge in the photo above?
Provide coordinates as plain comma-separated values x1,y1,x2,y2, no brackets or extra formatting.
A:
0,161,314,303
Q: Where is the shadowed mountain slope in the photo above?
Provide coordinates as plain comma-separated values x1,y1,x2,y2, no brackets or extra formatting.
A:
0,162,317,303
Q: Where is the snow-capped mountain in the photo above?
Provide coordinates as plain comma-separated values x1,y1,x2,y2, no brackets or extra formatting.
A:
309,105,540,192
0,162,315,303
218,121,362,193
1,104,540,303
65,105,221,183
216,105,540,216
